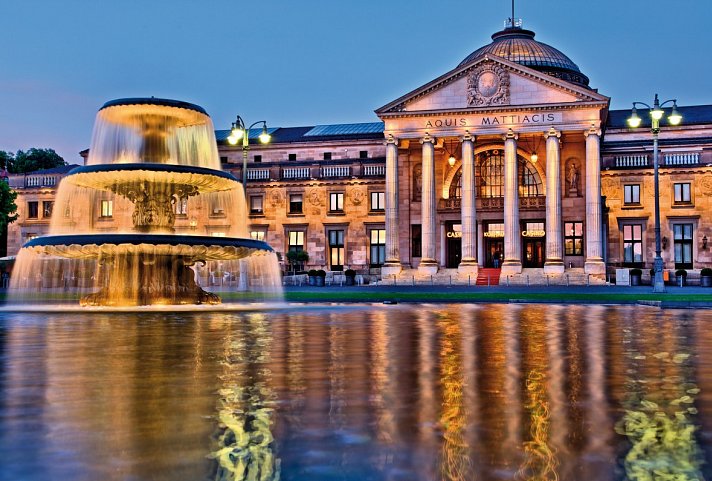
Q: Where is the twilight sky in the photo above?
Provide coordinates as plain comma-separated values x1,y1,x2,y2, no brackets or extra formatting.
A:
1,0,710,163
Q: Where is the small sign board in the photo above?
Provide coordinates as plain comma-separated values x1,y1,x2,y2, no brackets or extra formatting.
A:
616,268,630,286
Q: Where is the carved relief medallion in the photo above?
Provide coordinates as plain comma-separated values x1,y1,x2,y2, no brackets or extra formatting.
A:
601,178,619,200
348,187,364,206
467,62,510,107
700,175,712,197
268,190,283,207
307,189,323,207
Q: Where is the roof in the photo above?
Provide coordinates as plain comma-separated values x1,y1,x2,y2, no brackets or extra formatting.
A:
607,105,712,129
20,164,80,175
458,27,589,87
216,123,384,145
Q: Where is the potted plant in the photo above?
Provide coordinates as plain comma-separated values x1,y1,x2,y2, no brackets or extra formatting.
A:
307,269,318,286
701,268,712,287
629,268,642,286
315,269,326,287
344,269,356,286
675,269,688,286
286,250,309,274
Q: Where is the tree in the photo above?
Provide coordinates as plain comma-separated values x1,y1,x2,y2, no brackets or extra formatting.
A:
0,180,18,232
0,151,13,171
10,148,66,173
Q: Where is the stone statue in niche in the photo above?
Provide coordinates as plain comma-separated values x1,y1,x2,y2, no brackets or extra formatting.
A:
567,160,580,197
413,164,422,201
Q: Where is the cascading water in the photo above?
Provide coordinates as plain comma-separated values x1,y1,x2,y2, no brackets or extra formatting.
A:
9,98,283,306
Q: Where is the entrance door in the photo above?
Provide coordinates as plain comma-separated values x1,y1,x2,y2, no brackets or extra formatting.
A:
446,236,461,268
485,239,504,268
523,238,544,268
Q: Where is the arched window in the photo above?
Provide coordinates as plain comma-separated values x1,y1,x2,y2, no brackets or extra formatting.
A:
448,151,543,199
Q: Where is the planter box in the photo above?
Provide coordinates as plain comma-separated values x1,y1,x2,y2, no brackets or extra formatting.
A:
630,275,641,286
702,276,712,287
345,276,355,286
308,276,316,286
316,276,325,287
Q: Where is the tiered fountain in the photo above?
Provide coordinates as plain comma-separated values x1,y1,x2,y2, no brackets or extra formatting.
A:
10,98,281,306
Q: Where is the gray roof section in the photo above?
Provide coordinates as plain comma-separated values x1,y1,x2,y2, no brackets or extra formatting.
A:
216,123,384,145
607,105,712,129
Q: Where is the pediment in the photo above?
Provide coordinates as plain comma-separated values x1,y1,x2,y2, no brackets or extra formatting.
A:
375,54,608,116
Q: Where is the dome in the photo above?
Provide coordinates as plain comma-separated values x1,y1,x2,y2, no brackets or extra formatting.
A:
459,27,590,87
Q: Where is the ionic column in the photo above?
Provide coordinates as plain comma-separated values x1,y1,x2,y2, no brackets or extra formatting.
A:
419,133,438,274
501,128,522,275
584,126,605,274
459,131,478,274
544,127,564,274
382,134,401,276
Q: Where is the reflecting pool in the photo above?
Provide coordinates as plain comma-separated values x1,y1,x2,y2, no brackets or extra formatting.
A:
1,304,711,480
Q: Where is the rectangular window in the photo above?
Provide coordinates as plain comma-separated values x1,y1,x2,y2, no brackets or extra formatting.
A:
564,221,584,256
174,197,188,215
288,231,304,252
101,200,113,218
211,232,226,237
323,152,332,160
622,224,643,265
250,195,264,215
674,182,691,204
370,192,385,211
359,150,368,159
370,229,386,267
673,223,693,269
211,204,225,216
42,201,54,218
329,192,344,212
289,194,303,214
253,154,262,163
250,230,266,241
328,229,345,271
411,224,422,257
27,201,38,219
288,153,297,161
624,184,640,205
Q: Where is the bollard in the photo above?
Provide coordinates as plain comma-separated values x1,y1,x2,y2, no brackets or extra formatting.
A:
431,275,434,286
412,276,415,286
488,275,490,287
526,274,529,287
587,274,590,287
468,275,471,287
393,275,397,286
566,274,569,287
506,275,510,287
449,275,452,286
546,275,549,287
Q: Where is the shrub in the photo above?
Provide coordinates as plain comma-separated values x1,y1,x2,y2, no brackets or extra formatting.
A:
316,269,326,277
296,251,309,262
286,251,298,263
629,268,642,276
675,269,688,278
344,269,356,277
701,268,712,277
308,269,318,277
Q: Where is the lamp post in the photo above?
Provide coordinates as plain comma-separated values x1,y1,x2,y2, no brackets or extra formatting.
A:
627,94,682,293
227,116,271,187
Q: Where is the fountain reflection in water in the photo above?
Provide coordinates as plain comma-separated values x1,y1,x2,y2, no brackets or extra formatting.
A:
9,98,282,306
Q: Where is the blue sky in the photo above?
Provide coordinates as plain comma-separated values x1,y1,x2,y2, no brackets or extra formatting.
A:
0,0,709,162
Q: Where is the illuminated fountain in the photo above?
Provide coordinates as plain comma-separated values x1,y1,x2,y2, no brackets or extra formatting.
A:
10,98,281,306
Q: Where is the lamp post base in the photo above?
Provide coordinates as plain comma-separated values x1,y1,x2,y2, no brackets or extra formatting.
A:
652,256,666,293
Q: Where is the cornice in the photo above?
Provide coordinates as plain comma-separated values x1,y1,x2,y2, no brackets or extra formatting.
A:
379,101,609,120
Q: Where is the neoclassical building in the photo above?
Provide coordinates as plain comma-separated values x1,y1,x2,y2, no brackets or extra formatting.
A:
7,21,712,283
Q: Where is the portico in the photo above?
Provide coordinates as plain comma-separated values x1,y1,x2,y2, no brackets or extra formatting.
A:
375,26,609,280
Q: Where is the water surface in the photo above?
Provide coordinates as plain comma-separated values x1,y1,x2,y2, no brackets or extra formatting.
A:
1,304,710,480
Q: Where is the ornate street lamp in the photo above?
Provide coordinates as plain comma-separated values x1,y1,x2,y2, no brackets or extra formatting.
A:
227,116,271,186
627,94,682,293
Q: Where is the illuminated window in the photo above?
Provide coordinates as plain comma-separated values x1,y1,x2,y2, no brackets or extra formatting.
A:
564,221,584,256
27,201,38,219
288,231,304,253
211,232,226,237
674,183,691,204
623,224,643,265
370,229,386,267
624,184,640,205
370,192,385,211
250,230,266,241
174,197,188,215
250,195,263,215
472,152,542,199
328,230,345,271
101,200,113,218
673,223,693,269
289,194,303,214
42,201,53,218
329,192,344,212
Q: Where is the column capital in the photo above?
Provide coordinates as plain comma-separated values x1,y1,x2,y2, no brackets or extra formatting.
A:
502,128,518,141
584,124,601,138
420,132,437,145
544,126,561,139
461,130,475,143
384,133,398,145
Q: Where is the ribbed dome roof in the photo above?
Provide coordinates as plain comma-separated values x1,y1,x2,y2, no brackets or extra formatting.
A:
459,27,589,87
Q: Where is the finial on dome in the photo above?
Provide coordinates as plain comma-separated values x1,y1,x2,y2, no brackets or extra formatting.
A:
505,0,522,29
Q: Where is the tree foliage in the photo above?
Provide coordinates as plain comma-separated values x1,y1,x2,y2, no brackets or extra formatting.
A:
3,148,66,173
0,180,18,232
